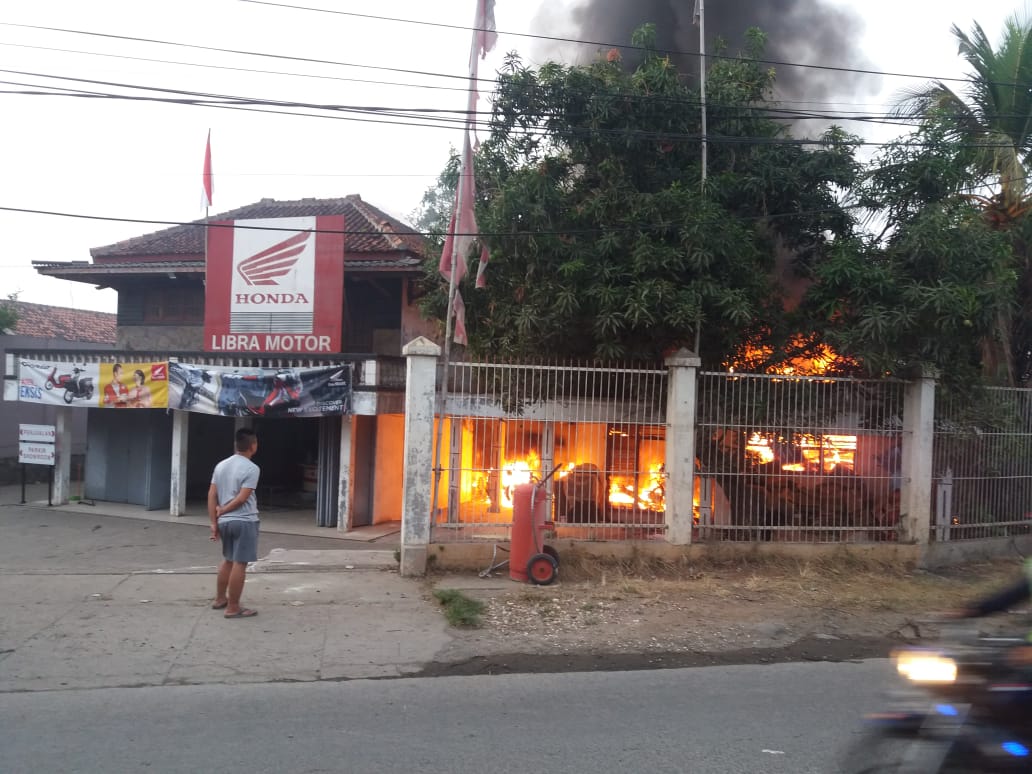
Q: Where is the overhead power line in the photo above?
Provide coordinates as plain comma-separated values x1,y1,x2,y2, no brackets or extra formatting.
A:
236,0,1015,88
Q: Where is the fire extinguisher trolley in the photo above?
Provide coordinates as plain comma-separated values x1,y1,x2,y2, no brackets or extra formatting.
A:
479,469,561,585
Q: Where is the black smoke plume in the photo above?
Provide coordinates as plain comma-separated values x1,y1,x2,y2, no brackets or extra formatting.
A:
532,0,879,109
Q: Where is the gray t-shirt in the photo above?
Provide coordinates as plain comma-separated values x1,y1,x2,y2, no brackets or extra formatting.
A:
211,453,260,523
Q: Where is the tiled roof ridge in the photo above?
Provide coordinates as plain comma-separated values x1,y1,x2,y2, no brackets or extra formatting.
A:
7,300,116,344
90,196,424,258
347,195,409,250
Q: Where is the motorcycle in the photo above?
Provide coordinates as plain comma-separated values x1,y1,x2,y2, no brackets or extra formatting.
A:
60,367,94,404
45,365,77,391
841,622,1032,772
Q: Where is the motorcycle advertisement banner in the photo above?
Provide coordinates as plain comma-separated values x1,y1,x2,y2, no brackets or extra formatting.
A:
168,362,352,417
17,360,100,406
98,362,169,409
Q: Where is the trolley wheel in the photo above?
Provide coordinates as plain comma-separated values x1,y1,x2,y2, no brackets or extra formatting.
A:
527,553,558,586
542,544,560,566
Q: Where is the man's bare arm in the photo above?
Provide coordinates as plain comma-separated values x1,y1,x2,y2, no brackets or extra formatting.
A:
217,487,255,517
207,484,220,540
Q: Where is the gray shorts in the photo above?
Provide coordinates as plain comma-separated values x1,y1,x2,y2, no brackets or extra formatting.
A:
218,520,259,563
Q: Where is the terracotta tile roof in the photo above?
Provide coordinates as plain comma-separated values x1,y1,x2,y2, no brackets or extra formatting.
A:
90,195,426,260
7,301,116,344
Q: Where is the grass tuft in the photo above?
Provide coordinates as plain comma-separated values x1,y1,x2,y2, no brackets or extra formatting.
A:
433,588,486,628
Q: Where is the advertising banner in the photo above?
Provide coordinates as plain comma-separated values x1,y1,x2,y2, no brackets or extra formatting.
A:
17,360,169,408
168,362,352,417
17,360,99,406
97,362,169,409
203,216,345,354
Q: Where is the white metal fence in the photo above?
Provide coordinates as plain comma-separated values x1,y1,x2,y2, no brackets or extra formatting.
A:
431,361,668,542
426,359,1032,549
933,387,1032,541
694,372,905,543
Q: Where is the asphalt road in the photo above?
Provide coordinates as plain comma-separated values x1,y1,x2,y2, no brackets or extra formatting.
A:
0,660,889,774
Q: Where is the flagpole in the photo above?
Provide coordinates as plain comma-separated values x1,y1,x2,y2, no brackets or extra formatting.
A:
695,0,706,352
432,3,485,526
699,0,707,189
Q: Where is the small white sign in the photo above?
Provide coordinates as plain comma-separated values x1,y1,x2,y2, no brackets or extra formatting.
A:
19,441,56,466
19,424,56,443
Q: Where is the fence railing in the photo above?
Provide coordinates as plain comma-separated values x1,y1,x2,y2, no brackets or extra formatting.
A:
431,361,668,542
933,387,1032,541
694,372,905,543
427,358,1032,549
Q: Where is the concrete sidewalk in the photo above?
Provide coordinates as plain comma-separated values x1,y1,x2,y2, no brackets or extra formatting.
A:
0,498,457,692
0,566,454,692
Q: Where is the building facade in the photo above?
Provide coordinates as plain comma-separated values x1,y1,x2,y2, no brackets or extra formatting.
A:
14,196,435,528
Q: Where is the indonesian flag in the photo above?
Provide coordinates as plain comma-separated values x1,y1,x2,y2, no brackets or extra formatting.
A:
201,130,214,208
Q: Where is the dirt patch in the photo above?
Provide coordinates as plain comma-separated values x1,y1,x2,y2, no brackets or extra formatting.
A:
426,554,1026,674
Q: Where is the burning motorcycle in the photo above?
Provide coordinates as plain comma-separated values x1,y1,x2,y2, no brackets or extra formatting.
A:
841,622,1032,772
59,367,94,404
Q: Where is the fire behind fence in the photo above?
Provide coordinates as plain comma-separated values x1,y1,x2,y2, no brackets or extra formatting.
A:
430,361,913,544
431,361,669,542
695,373,905,543
933,387,1032,542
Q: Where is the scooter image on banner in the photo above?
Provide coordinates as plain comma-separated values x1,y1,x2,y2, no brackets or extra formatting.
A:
45,366,78,391
61,368,94,404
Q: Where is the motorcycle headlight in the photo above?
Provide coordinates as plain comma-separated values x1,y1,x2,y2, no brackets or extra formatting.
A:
894,650,958,683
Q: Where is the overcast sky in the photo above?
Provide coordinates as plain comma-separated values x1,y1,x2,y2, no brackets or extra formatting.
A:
0,0,1019,313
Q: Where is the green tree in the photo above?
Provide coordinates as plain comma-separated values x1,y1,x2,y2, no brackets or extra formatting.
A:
0,293,18,333
891,15,1032,383
422,26,860,365
895,14,1032,212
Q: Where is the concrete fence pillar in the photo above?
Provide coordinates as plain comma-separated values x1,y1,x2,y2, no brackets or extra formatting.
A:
52,407,72,505
400,337,441,576
664,349,702,545
337,414,355,533
900,371,936,544
170,410,189,517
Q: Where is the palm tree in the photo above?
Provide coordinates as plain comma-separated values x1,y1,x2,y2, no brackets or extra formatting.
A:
895,15,1032,214
893,16,1032,384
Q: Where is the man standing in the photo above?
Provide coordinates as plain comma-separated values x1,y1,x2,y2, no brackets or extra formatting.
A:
209,428,260,619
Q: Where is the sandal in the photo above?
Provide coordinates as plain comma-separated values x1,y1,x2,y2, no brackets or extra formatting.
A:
224,608,258,619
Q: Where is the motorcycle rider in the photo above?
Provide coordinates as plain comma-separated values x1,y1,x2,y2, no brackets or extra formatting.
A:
954,564,1032,619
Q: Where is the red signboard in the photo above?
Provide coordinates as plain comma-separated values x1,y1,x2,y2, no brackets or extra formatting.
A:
204,216,345,353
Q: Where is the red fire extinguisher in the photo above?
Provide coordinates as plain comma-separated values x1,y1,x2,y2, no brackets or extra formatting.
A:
509,480,560,585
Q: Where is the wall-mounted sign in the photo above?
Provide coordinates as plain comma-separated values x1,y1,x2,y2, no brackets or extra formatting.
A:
203,216,345,354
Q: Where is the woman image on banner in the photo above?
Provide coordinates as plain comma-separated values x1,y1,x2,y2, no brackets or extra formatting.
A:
129,369,153,408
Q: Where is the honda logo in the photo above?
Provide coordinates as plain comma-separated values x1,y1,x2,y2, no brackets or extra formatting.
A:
236,231,311,286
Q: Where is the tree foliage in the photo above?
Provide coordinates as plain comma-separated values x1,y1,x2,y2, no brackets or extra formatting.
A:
0,293,18,333
421,27,859,365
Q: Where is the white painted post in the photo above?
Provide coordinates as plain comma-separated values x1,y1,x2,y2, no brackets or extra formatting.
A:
337,414,355,533
664,349,702,545
52,407,72,505
400,336,441,576
900,371,936,544
170,410,189,517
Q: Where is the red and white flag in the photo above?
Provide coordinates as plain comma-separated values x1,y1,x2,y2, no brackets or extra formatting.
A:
474,0,498,61
439,1,499,345
201,130,214,209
